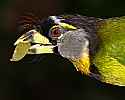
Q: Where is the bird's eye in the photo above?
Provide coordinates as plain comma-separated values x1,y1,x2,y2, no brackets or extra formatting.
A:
49,25,62,39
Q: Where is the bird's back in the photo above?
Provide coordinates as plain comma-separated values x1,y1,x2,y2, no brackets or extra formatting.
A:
93,16,125,86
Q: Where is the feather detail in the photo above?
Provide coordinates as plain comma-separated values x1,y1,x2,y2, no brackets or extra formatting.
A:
69,48,90,75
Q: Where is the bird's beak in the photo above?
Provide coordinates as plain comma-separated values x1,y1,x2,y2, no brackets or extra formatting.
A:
10,29,55,61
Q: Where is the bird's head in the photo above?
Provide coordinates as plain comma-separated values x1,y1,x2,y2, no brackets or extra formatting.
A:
10,15,99,75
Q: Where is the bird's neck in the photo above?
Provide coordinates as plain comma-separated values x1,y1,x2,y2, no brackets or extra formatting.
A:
69,49,90,75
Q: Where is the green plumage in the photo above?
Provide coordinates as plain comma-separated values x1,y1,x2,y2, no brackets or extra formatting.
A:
93,17,125,86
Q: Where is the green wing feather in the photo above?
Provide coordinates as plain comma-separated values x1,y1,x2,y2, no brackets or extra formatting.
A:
93,16,125,86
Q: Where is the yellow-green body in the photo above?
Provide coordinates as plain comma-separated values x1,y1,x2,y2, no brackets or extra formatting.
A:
93,17,125,86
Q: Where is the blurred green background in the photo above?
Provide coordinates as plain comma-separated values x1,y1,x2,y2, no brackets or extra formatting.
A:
1,0,125,100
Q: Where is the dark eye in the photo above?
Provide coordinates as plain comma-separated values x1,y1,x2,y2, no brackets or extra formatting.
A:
49,26,62,38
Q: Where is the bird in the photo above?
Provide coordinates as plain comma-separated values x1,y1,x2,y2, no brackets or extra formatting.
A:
10,13,125,86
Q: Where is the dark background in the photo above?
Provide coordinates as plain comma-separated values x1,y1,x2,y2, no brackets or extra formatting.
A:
1,0,125,100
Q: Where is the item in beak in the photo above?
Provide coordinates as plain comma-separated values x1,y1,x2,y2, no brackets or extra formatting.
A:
10,42,31,61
